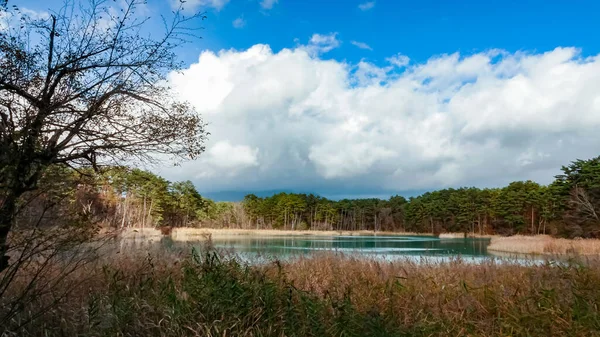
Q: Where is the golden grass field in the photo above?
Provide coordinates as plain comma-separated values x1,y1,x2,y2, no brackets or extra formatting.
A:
487,234,600,255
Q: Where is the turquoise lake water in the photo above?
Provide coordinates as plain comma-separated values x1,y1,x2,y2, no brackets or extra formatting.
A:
209,235,490,256
129,234,529,264
112,234,552,264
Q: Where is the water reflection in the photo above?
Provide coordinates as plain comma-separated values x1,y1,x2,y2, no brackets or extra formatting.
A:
209,235,491,258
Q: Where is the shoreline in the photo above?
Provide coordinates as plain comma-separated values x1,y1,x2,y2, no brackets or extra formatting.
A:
438,233,496,239
118,227,436,241
172,228,435,238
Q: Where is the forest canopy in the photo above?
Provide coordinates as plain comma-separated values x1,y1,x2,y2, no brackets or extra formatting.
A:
15,156,600,239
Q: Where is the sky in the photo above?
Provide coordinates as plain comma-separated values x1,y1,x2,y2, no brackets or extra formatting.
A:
11,0,600,200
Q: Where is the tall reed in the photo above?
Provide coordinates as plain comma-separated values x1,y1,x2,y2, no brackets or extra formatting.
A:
3,247,600,336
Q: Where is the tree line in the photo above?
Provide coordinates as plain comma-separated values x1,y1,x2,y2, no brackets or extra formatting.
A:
13,156,600,239
240,157,600,238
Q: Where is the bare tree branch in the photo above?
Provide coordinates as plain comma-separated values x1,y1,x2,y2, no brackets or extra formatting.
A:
0,0,208,273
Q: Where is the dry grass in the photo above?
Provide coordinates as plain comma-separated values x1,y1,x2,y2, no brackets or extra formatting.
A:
272,254,600,335
3,244,600,336
488,235,600,255
439,233,497,239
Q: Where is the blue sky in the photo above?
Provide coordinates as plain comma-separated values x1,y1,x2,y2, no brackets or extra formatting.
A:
216,0,597,65
198,0,599,67
18,0,600,67
13,0,600,200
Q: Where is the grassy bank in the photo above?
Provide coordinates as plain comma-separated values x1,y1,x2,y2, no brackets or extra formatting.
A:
488,235,600,255
3,246,600,336
170,227,434,241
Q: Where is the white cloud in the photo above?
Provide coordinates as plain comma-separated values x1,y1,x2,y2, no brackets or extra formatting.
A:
163,43,600,195
302,33,341,55
352,60,390,86
387,53,410,67
205,141,259,170
310,142,396,178
232,17,246,28
358,1,375,11
260,0,278,10
0,7,49,31
0,10,10,32
350,40,372,50
17,8,50,20
171,0,230,12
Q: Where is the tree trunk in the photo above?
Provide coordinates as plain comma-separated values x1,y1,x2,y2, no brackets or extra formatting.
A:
544,221,546,235
121,195,128,228
0,191,19,273
430,216,434,234
142,195,147,228
531,207,535,234
147,199,153,228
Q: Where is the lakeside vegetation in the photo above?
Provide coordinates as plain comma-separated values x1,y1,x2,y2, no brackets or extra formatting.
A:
3,246,600,336
487,235,600,255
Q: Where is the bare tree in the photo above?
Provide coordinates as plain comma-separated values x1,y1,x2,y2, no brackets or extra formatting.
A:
0,0,208,272
571,186,600,224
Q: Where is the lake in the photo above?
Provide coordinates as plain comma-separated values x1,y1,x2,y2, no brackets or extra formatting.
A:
117,234,519,264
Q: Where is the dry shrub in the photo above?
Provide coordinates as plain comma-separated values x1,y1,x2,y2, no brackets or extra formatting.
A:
0,227,117,334
159,226,173,236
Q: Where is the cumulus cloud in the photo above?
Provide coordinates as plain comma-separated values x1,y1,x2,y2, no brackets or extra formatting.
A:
163,43,600,197
350,40,373,50
260,0,278,10
358,1,375,11
165,140,258,181
205,141,259,170
232,17,246,28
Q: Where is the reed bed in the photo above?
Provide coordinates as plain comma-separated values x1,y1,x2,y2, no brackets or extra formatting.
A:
2,244,600,337
488,235,600,255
